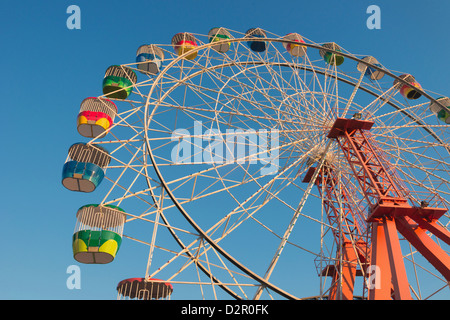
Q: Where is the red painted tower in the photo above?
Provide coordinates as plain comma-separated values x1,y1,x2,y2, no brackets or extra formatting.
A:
307,117,449,299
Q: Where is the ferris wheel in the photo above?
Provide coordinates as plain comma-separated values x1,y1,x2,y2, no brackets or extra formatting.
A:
61,27,450,300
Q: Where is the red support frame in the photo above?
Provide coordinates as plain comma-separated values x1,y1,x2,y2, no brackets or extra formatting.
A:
304,166,369,300
326,118,449,299
328,242,361,300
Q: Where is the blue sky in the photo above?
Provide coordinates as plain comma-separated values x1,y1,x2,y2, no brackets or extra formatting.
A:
0,0,449,300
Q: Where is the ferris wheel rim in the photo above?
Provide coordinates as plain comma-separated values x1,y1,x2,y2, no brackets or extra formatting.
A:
68,29,450,300
133,35,450,114
137,36,449,299
133,38,448,156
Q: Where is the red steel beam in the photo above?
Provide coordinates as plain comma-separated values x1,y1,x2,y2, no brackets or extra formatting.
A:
395,216,450,281
327,117,449,300
369,219,393,300
382,217,412,299
304,165,368,300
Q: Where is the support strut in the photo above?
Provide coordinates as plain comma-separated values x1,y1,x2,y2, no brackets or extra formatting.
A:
326,117,449,300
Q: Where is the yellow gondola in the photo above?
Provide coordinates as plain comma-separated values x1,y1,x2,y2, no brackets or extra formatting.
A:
172,32,198,60
77,97,117,138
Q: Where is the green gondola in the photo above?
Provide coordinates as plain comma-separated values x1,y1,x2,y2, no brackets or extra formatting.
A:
102,65,137,99
72,204,126,264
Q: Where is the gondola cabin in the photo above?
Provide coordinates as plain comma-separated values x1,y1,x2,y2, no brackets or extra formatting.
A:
172,33,198,60
394,74,422,100
136,45,165,74
282,33,306,57
102,65,137,99
73,204,126,264
62,143,111,193
117,277,173,300
320,42,344,66
357,56,385,80
245,28,267,52
208,27,232,53
77,97,117,138
429,97,450,123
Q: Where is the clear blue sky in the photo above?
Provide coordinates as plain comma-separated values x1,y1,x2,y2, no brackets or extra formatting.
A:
0,0,449,300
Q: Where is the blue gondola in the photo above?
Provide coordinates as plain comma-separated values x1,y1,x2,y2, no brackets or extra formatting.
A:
136,45,165,75
62,143,111,193
357,56,385,80
245,28,267,52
